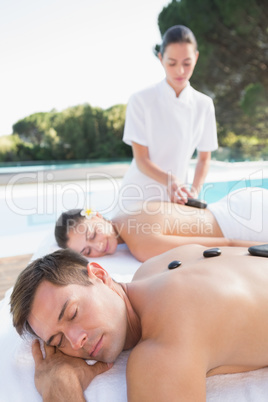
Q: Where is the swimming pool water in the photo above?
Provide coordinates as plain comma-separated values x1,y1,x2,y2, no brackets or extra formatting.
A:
0,160,131,174
201,178,268,203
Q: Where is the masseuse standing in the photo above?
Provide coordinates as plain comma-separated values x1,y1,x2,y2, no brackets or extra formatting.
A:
121,25,218,204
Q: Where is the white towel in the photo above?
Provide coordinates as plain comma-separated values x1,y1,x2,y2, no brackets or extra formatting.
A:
1,240,268,401
208,187,268,241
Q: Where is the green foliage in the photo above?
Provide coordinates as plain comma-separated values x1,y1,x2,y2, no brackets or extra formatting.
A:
7,103,131,162
13,112,57,146
240,83,267,115
102,105,128,158
0,135,19,162
0,134,36,162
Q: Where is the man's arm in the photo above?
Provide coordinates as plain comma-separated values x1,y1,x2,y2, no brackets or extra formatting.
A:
128,232,231,262
32,340,112,401
128,231,262,262
126,340,206,402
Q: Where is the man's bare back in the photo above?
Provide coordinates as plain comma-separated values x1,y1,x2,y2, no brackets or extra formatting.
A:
125,245,268,401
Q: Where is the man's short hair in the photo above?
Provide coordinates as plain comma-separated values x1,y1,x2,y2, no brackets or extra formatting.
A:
10,249,90,337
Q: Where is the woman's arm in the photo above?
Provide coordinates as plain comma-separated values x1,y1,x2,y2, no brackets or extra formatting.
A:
128,233,261,262
132,142,191,203
128,233,229,262
191,151,211,196
132,142,169,185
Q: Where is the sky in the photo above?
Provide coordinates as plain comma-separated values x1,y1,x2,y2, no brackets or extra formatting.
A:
0,0,170,136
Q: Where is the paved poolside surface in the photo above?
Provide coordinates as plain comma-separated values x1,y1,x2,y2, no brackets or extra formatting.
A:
0,162,130,185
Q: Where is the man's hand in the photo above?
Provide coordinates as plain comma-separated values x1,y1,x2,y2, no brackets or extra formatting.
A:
32,340,112,401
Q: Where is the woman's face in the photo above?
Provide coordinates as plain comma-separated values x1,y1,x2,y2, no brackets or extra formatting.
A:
67,214,118,258
159,42,199,96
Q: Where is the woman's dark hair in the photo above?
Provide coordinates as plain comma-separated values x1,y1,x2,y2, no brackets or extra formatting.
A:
159,25,198,56
54,209,84,248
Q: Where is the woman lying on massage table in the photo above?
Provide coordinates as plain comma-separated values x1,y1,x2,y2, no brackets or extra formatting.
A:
55,187,268,262
55,188,268,262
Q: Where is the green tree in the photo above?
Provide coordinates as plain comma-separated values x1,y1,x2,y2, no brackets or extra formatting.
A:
53,104,106,160
0,134,21,162
103,104,131,158
13,112,56,146
8,103,131,162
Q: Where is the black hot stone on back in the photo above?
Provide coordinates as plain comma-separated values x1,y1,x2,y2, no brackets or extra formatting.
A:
248,244,268,258
203,248,221,258
168,260,182,269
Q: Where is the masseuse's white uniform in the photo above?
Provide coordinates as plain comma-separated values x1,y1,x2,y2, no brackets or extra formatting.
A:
121,79,218,202
208,187,268,241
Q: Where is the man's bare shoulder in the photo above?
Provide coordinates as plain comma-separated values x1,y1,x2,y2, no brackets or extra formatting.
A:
126,338,206,402
126,340,162,401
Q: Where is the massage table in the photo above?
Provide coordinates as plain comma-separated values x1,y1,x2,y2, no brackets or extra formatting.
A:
1,239,268,401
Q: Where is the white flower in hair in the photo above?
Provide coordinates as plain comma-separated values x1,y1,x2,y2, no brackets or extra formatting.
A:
80,208,97,219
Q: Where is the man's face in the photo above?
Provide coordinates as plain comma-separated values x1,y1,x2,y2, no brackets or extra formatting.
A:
28,267,128,363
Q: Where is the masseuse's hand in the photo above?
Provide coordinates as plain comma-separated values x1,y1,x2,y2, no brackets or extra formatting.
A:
32,340,112,401
167,179,192,204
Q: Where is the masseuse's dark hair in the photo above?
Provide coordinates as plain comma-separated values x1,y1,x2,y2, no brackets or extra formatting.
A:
160,25,198,56
55,209,83,248
10,249,90,336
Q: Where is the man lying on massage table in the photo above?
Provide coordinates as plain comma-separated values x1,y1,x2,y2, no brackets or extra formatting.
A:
10,244,268,402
